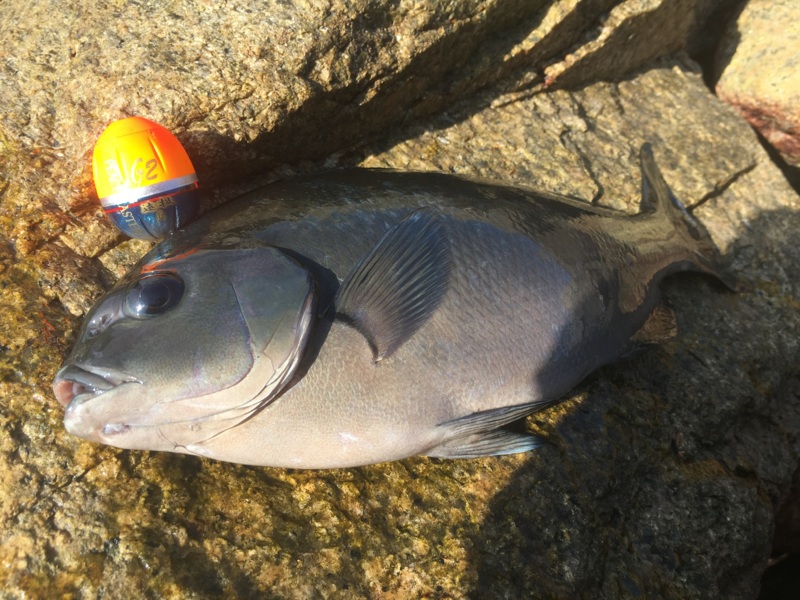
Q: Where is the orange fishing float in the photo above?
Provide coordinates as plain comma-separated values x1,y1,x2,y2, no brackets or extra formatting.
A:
92,117,200,240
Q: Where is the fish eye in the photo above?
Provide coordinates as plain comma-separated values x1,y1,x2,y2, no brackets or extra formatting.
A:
124,273,185,318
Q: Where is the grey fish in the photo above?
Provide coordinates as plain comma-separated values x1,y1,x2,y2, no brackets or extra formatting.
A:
52,145,731,468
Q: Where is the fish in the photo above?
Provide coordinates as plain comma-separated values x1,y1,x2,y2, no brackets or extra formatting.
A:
52,145,732,469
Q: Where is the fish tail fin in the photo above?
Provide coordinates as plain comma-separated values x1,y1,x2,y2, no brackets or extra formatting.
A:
638,144,737,290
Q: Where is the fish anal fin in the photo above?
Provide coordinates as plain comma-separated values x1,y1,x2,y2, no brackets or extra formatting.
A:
426,429,542,459
335,208,451,361
427,401,548,459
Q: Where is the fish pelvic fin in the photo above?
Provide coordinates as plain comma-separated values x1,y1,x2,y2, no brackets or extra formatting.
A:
638,144,737,291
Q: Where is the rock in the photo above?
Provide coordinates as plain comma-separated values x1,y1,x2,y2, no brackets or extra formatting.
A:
540,0,697,89
1,1,798,599
715,0,800,167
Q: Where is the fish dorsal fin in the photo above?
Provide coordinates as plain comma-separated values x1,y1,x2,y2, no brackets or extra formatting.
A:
335,208,451,361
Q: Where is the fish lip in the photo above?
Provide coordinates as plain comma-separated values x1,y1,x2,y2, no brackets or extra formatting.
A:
53,364,139,409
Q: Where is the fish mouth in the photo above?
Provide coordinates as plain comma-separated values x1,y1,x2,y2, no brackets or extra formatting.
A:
52,365,136,408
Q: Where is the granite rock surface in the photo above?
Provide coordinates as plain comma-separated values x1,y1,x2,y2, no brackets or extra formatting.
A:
715,0,800,167
1,1,798,598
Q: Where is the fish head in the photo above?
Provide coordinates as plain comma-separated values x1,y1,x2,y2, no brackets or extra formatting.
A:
52,241,316,452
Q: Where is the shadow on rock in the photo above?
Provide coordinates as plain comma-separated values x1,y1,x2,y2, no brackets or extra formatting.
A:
470,207,800,599
183,2,552,190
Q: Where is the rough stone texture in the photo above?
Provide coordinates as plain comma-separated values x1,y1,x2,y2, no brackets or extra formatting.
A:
540,0,696,89
715,0,800,167
1,1,798,599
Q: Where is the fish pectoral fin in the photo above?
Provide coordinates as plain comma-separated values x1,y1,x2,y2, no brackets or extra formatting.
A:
426,428,543,459
426,401,547,458
335,208,451,361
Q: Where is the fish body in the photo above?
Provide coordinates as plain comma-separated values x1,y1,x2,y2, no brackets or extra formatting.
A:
53,146,730,468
